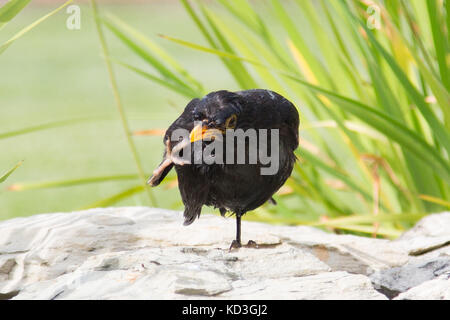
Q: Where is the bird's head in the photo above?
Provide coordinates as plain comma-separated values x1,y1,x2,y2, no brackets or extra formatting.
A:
189,90,243,143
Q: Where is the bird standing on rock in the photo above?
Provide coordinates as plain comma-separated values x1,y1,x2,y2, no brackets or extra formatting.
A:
148,89,299,250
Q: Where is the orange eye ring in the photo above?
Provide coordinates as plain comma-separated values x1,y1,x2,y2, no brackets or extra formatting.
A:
225,114,237,129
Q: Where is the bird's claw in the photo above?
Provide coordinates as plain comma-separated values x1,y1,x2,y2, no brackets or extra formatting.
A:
229,240,259,251
229,240,242,251
245,240,259,248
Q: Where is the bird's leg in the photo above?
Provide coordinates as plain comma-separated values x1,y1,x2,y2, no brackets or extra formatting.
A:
229,213,242,250
229,213,259,250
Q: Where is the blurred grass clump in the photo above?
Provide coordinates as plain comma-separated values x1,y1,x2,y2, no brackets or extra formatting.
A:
1,0,449,238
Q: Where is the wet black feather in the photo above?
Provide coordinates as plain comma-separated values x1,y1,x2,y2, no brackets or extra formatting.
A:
152,89,299,226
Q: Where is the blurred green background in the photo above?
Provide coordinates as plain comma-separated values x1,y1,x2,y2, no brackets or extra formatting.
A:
1,0,449,238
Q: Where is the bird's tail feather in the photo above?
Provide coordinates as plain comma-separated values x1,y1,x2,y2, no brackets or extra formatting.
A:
183,203,202,226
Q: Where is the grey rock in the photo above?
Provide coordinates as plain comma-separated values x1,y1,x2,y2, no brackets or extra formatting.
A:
220,271,387,300
395,212,450,256
395,274,450,300
370,257,450,299
291,237,407,275
0,208,448,299
368,212,450,299
0,258,17,275
398,212,450,238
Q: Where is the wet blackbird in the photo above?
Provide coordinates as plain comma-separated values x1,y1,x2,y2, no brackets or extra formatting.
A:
148,89,299,249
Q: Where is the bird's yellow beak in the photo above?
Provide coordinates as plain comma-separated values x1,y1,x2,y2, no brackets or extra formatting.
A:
190,123,208,143
190,123,223,143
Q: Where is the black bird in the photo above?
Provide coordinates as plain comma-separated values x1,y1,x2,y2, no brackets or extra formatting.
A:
148,89,299,249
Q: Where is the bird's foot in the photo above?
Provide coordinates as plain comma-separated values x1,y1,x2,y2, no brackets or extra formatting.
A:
244,240,259,248
229,240,242,251
229,240,259,251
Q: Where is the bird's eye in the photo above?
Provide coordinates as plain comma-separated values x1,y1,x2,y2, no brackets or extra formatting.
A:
225,114,237,129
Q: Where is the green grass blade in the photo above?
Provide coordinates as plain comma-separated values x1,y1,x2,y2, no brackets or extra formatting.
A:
246,210,404,238
412,52,450,128
200,4,258,89
105,13,204,94
91,0,156,206
159,33,288,97
101,18,197,95
446,0,450,48
7,174,140,191
180,0,258,89
80,185,144,209
392,22,450,127
0,0,73,54
0,0,31,29
308,212,425,227
0,116,110,140
216,0,260,32
216,0,293,68
0,161,23,184
179,0,217,47
270,0,332,88
401,1,439,78
323,224,402,238
359,19,450,155
216,0,295,70
199,8,287,94
419,194,450,208
112,58,199,98
299,149,373,203
288,76,450,181
158,33,295,80
294,1,344,88
158,34,262,65
426,0,450,90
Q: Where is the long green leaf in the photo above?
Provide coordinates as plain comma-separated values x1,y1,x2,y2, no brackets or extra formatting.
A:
179,0,258,89
8,174,140,191
105,13,204,94
323,224,402,238
0,116,110,140
359,18,450,155
216,0,295,70
101,18,198,97
245,210,404,238
200,4,258,89
112,58,198,98
0,161,23,184
307,212,425,227
426,0,450,90
159,34,261,64
270,0,333,88
198,8,287,94
390,7,450,127
287,76,450,182
0,0,31,29
158,33,297,81
80,185,144,209
0,0,73,54
299,149,373,204
91,0,156,206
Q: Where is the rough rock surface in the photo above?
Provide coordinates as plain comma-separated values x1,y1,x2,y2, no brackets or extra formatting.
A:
0,207,448,300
